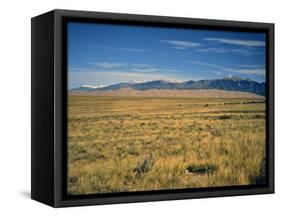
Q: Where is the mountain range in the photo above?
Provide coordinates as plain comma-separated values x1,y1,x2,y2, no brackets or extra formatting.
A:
70,76,265,96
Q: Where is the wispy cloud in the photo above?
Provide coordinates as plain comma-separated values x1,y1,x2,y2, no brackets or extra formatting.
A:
189,60,265,76
92,62,154,69
195,47,250,56
204,38,265,47
93,62,127,68
68,67,89,72
238,69,265,75
92,45,145,52
131,63,153,67
235,64,265,68
132,68,161,73
161,40,201,50
132,67,180,74
92,62,179,74
69,69,182,87
118,48,146,52
189,61,228,70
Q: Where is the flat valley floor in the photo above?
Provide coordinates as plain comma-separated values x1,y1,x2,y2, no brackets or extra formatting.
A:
67,95,266,195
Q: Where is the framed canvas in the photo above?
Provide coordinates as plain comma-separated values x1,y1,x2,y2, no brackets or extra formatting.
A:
31,9,274,207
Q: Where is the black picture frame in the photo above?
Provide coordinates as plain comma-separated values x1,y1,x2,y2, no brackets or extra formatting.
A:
31,9,274,207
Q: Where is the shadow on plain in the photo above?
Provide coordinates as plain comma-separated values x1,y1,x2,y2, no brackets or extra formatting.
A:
19,191,31,199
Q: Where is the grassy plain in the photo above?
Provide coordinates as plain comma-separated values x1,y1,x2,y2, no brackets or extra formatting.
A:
67,95,266,195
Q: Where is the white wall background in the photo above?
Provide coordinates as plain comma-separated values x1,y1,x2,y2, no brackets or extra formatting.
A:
0,0,279,216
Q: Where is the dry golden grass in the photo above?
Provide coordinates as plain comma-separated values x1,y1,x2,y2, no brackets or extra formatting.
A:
67,95,266,195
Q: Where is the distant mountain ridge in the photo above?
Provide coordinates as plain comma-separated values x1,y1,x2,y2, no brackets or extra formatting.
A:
71,77,265,96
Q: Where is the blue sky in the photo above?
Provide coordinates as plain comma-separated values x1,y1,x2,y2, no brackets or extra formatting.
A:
67,22,266,89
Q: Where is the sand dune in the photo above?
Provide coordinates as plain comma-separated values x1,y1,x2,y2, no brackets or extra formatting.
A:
70,87,264,99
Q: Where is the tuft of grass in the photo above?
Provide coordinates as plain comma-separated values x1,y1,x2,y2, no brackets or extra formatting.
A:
218,115,232,120
210,128,222,137
134,154,154,174
185,164,217,175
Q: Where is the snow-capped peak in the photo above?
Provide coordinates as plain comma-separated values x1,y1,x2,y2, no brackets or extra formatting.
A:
158,78,183,83
81,84,105,89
